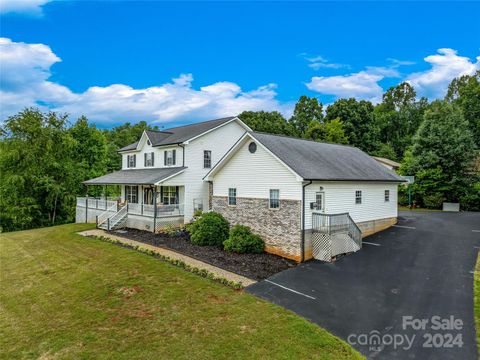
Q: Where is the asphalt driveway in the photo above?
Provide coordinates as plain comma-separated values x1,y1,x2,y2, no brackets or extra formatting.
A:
246,211,480,359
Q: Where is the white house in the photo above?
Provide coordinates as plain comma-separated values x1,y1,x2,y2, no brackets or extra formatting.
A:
76,116,250,231
204,132,405,262
77,117,405,262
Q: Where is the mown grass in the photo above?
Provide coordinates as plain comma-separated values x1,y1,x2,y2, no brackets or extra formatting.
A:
474,253,480,351
0,224,363,360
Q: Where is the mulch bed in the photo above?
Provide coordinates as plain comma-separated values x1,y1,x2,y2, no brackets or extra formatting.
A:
108,228,297,281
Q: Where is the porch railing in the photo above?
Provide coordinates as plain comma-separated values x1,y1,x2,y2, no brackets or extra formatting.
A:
77,197,118,210
312,212,362,249
127,203,184,218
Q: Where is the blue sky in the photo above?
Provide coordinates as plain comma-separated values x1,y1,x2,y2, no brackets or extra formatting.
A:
1,1,479,128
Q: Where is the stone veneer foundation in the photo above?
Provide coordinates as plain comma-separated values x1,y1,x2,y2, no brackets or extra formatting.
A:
212,196,302,261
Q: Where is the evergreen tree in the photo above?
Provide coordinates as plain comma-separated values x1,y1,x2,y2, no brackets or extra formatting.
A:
402,101,476,206
446,70,480,147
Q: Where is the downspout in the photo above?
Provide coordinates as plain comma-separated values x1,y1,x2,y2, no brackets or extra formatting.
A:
301,180,312,262
179,144,185,167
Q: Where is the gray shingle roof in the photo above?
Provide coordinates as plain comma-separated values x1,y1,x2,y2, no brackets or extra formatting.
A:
118,116,237,152
250,132,405,182
83,167,186,185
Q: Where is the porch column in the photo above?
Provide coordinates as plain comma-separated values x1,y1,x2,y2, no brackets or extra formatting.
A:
153,189,157,233
85,188,88,223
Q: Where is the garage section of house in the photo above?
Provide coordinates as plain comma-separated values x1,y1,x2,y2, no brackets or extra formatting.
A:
204,131,405,262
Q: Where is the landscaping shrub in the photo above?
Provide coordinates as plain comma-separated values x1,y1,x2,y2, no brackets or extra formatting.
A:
187,211,229,246
422,193,444,209
223,225,264,254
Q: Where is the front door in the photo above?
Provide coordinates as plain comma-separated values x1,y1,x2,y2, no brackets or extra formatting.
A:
315,191,325,212
143,187,154,205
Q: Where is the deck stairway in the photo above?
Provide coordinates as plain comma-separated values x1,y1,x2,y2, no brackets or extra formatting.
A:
311,212,362,262
97,204,128,231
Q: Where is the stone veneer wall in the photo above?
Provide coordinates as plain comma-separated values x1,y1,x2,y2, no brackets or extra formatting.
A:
212,196,302,261
208,181,213,210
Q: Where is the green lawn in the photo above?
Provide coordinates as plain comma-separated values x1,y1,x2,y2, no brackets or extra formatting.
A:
0,224,363,360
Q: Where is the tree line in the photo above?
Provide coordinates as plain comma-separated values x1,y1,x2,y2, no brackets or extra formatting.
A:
1,72,479,232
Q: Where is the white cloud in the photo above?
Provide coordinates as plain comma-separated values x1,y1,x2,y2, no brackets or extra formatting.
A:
387,58,416,67
0,37,293,124
301,53,349,70
306,49,479,102
406,48,480,98
0,0,53,14
306,69,393,103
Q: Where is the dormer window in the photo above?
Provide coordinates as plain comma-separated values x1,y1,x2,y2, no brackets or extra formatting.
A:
164,150,176,166
127,154,136,168
144,152,154,167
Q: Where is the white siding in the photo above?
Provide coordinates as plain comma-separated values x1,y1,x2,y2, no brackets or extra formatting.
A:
212,139,302,200
162,120,247,220
121,141,184,169
304,181,398,229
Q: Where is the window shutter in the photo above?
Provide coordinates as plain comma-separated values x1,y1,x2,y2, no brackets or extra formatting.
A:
144,153,147,166
127,155,130,167
133,154,136,167
151,152,154,166
175,186,179,203
172,150,176,165
164,151,167,165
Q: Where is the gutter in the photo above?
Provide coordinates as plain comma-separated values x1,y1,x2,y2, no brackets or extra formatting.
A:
301,180,312,262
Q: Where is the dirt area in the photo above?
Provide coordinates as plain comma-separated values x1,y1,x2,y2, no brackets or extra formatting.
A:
109,228,296,281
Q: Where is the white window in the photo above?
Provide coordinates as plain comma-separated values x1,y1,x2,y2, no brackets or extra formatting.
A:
127,154,136,168
228,188,237,206
204,150,212,168
269,189,280,209
355,190,362,204
144,152,154,167
315,192,324,211
161,186,178,205
164,150,176,166
125,185,138,203
385,189,390,202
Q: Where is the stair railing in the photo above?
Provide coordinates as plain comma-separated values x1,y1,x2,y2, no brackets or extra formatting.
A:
107,205,128,230
312,212,362,248
96,203,118,228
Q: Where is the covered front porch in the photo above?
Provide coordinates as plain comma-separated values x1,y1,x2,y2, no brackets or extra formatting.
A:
77,168,187,232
